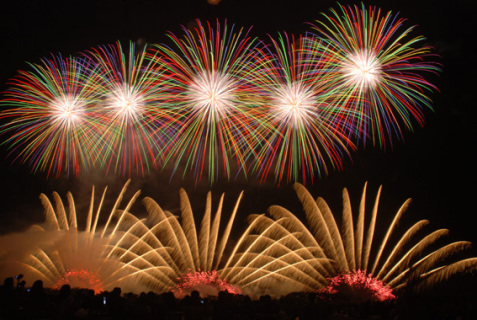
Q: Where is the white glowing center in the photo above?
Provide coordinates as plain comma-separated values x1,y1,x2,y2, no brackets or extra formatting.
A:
273,82,316,127
342,50,382,88
188,71,235,118
108,84,144,122
50,95,84,127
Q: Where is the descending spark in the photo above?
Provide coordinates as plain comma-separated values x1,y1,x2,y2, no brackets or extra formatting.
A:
310,3,441,148
252,33,354,184
150,19,269,183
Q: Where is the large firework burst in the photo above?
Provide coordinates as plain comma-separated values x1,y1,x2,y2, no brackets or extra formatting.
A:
150,19,269,183
84,41,169,176
0,54,104,177
246,183,477,298
309,3,441,148
252,32,354,184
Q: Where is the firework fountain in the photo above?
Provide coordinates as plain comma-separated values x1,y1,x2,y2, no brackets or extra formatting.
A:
243,183,477,300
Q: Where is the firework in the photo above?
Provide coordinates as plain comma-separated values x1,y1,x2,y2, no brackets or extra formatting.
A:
246,183,477,298
141,188,246,297
252,32,354,184
4,181,173,294
0,54,104,177
150,19,269,183
309,3,440,147
142,187,301,298
84,41,169,176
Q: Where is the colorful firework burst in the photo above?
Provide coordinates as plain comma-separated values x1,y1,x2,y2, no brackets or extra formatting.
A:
245,183,477,297
150,19,269,183
84,41,169,176
252,32,355,184
310,3,441,148
0,54,104,177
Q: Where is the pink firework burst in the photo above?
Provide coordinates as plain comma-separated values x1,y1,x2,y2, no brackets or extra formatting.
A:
317,270,396,302
171,270,242,299
53,268,104,294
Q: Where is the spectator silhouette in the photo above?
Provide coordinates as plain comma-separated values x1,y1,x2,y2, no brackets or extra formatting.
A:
0,277,15,319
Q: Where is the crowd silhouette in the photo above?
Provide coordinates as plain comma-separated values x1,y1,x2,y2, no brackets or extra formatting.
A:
1,275,476,320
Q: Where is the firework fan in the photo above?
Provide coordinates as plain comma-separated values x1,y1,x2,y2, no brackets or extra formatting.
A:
84,41,170,176
150,19,270,183
0,54,105,177
309,3,440,148
1,181,172,294
245,183,477,298
140,188,245,297
252,32,355,184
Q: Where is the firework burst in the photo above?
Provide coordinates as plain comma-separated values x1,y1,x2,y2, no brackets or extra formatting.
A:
150,19,269,183
252,32,354,184
85,41,168,176
310,3,441,147
0,54,104,177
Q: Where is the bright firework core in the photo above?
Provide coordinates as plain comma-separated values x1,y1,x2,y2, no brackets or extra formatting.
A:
50,95,84,127
273,82,316,127
342,50,382,88
187,71,236,118
107,84,144,121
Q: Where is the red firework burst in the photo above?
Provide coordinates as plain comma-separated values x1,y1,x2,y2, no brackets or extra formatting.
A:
53,268,104,294
317,270,396,302
171,270,241,299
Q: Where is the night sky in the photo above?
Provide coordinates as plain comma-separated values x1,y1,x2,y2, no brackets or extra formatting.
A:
0,0,475,279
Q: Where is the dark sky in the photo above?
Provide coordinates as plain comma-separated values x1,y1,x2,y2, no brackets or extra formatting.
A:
0,0,475,261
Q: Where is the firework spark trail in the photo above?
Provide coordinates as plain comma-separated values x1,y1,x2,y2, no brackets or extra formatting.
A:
150,19,270,184
309,3,441,148
252,32,355,184
0,54,104,177
84,41,168,176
